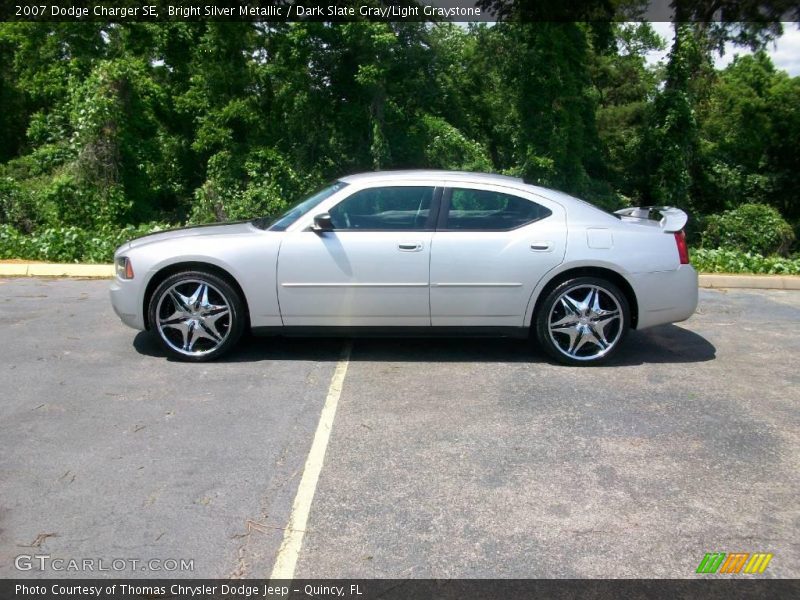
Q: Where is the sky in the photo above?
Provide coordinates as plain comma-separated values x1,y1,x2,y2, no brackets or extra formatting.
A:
647,22,800,76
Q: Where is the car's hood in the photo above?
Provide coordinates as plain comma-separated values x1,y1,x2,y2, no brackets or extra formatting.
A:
124,221,256,251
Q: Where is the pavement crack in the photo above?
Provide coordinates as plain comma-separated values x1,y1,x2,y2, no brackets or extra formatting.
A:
18,532,58,548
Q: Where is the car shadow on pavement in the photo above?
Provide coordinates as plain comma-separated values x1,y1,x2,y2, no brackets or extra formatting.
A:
133,324,716,366
606,325,716,366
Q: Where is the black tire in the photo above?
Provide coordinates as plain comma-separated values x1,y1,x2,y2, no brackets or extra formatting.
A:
148,270,245,362
534,276,630,366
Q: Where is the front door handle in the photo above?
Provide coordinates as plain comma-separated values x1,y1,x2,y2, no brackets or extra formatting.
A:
398,242,423,252
530,241,553,252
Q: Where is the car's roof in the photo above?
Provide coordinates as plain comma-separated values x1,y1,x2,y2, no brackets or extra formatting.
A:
339,170,524,186
336,170,615,222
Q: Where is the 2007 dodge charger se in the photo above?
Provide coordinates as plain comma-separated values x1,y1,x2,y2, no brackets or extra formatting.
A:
110,170,698,365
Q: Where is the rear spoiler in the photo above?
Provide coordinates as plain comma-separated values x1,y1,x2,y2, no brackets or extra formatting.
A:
614,206,688,233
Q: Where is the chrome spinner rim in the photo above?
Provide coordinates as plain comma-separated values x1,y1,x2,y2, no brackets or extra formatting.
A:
547,284,623,362
155,279,231,356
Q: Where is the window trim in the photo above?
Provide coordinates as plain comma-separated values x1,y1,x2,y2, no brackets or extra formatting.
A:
437,186,553,232
316,185,443,233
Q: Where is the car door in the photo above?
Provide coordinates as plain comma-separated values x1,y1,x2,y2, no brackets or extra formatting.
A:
277,184,440,327
429,183,567,327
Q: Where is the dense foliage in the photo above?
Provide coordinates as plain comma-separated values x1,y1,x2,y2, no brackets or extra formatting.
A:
0,222,165,263
691,248,800,275
701,203,795,256
0,20,798,265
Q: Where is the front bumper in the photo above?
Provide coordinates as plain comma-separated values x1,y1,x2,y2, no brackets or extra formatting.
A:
109,277,145,331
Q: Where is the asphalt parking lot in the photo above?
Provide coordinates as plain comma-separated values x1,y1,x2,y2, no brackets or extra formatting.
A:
0,278,798,579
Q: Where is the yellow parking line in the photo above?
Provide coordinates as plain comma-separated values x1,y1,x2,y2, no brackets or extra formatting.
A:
270,341,353,580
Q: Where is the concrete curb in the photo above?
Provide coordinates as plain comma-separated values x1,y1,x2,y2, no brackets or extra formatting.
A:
1,263,799,289
698,273,800,290
0,263,115,278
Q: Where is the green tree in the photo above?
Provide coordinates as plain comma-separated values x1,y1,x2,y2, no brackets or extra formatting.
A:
591,23,665,203
697,52,800,223
1,17,798,263
642,2,792,213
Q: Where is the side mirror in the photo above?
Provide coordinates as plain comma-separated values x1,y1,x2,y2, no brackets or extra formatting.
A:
312,212,334,232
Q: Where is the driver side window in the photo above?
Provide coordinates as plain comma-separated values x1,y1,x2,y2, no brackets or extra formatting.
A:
329,186,434,231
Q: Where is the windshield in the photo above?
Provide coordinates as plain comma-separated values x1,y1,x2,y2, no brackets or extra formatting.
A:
253,181,349,231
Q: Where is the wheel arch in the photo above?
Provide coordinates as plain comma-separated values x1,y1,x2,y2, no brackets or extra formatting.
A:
530,265,639,330
142,261,251,331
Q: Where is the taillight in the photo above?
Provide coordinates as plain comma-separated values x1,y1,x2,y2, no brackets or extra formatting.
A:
674,231,689,265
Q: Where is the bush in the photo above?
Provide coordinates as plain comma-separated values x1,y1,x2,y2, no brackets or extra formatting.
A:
0,176,39,232
701,203,795,256
691,248,800,275
0,222,166,263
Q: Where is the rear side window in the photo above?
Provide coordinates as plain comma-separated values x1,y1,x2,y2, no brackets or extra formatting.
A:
329,186,434,231
444,188,551,231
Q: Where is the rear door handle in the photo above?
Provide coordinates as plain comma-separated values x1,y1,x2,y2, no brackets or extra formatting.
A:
398,242,423,252
530,241,553,252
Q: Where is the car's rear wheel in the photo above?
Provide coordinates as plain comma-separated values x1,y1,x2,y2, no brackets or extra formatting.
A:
148,271,245,362
535,276,629,366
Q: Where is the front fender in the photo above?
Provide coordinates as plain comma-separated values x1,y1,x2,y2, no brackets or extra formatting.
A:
130,232,283,329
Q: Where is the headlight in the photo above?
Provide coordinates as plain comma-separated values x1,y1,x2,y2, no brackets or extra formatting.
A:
115,256,134,279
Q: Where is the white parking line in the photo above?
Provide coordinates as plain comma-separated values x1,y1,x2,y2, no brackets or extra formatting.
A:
270,341,353,580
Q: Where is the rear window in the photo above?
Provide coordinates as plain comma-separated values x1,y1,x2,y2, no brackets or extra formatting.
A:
444,188,551,230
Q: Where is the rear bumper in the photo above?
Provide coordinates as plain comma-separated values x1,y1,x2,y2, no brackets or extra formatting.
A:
632,265,698,330
109,277,145,330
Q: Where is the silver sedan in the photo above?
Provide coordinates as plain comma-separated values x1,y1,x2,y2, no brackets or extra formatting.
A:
110,171,698,365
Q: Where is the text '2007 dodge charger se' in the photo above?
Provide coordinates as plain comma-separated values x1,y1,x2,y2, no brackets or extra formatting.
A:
109,171,698,365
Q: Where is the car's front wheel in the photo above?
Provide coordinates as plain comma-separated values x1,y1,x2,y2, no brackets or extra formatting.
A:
148,271,245,362
535,276,630,366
